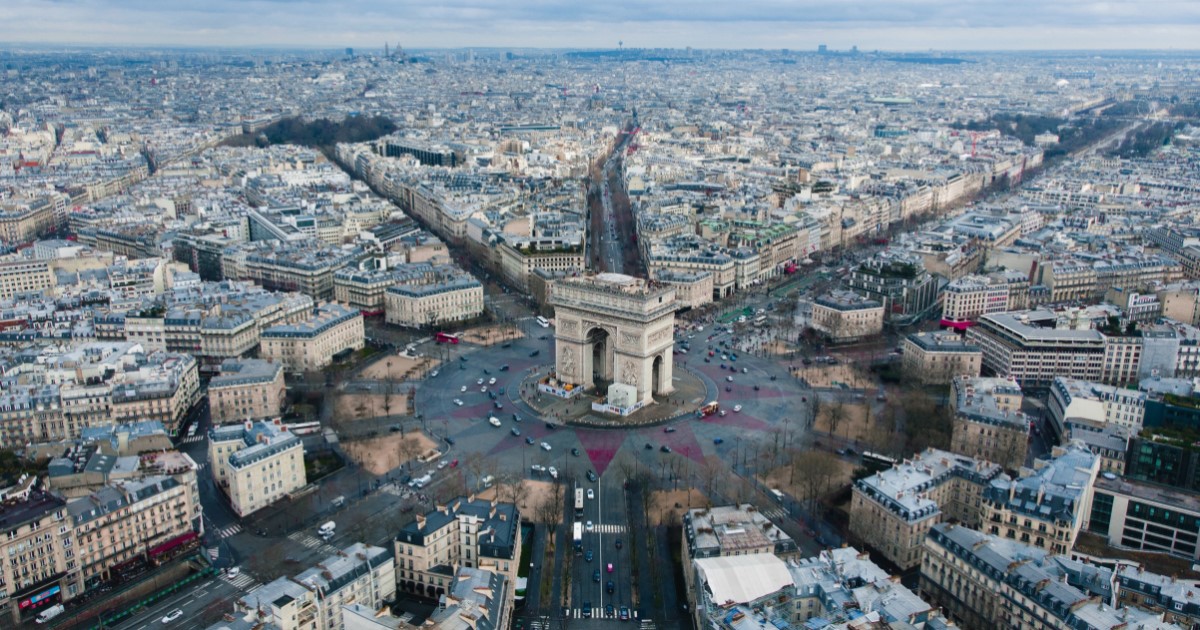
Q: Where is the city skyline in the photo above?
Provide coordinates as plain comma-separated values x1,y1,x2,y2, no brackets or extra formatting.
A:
3,0,1200,51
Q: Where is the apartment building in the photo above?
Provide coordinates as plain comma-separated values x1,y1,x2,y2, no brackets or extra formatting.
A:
260,303,364,371
228,543,395,630
940,273,1014,324
949,376,1029,470
653,269,714,310
0,196,61,244
902,331,983,384
1087,473,1200,563
1114,564,1200,628
207,358,286,424
224,241,361,301
849,448,1003,570
809,290,884,343
0,257,55,301
68,475,198,590
981,444,1099,554
966,310,1106,389
496,241,585,292
209,419,306,517
689,547,936,630
0,483,80,626
1047,376,1147,446
921,523,1167,630
385,275,484,328
683,504,799,561
394,496,520,600
340,567,508,630
645,235,737,300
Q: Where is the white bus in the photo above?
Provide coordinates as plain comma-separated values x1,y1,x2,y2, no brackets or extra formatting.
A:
573,522,583,554
536,316,550,328
574,488,585,517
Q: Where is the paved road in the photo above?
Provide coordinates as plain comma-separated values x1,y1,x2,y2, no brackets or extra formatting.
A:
108,574,244,630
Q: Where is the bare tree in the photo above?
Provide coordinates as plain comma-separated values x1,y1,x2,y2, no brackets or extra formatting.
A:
698,457,724,506
536,478,565,526
397,435,424,472
824,400,847,438
792,450,840,515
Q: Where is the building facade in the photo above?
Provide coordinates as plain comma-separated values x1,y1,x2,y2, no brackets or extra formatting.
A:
260,303,365,372
208,420,306,517
207,358,287,425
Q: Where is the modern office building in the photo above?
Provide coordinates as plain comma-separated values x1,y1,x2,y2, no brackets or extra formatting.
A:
1088,473,1200,563
967,310,1106,389
846,251,939,324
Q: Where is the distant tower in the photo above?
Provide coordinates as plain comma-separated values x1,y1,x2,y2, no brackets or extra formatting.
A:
385,42,389,58
818,44,827,54
618,40,623,50
345,47,354,58
851,45,859,54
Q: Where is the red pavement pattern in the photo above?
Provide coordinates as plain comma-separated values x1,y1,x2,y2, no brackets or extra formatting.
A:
577,428,626,475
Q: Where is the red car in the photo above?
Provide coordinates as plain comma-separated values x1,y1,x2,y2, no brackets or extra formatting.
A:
450,459,459,468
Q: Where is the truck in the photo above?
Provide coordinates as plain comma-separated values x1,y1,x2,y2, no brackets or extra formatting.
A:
318,521,336,540
36,604,65,624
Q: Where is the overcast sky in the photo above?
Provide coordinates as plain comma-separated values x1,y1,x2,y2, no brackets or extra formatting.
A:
3,0,1199,51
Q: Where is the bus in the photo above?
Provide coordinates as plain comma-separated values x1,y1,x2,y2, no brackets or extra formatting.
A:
435,332,460,344
753,315,767,326
536,316,550,328
697,401,719,417
573,522,583,554
574,488,585,517
861,451,898,473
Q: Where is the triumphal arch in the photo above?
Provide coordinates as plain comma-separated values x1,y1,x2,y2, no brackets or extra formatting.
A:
549,273,676,406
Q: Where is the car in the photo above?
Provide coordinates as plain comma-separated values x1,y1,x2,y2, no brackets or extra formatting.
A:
501,342,511,348
743,367,749,374
488,391,497,399
713,437,724,444
500,364,510,371
606,580,615,594
444,436,456,445
570,447,579,456
488,377,496,385
162,609,184,623
483,369,490,375
583,602,593,618
511,427,521,436
438,460,448,469
720,363,726,369
587,488,595,500
725,385,732,392
460,386,468,392
644,443,653,450
704,357,710,363
607,562,614,573
512,413,522,422
754,385,761,391
726,376,733,382
531,464,546,473
525,437,535,445
477,378,484,385
660,445,671,453
390,424,402,432
593,568,601,582
586,470,597,482
545,422,556,430
540,442,552,451
663,427,676,433
586,520,594,531
480,386,488,393
619,606,631,621
459,356,468,362
450,459,458,468
719,409,727,416
733,405,742,412
226,566,241,577
453,398,463,406
585,549,593,562
498,387,506,395
489,417,502,427
529,350,540,357
430,370,439,377
494,402,503,409
615,538,623,549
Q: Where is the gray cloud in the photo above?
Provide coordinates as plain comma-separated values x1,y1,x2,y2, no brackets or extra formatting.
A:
4,0,1199,49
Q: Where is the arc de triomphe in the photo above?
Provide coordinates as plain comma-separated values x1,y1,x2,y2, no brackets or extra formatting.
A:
549,273,676,406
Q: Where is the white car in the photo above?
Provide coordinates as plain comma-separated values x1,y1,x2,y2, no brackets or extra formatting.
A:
480,386,488,393
548,466,558,479
477,378,484,385
162,609,184,623
430,370,439,377
488,377,496,385
453,399,464,406
489,417,502,427
438,460,448,469
461,386,468,392
587,488,595,500
540,442,552,451
586,520,595,531
733,405,743,412
726,376,734,382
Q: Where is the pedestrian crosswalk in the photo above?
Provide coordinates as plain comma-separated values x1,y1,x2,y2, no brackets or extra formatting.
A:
592,523,626,534
288,531,337,552
216,524,242,539
761,507,788,521
223,572,260,591
207,547,219,560
180,435,206,444
568,607,639,619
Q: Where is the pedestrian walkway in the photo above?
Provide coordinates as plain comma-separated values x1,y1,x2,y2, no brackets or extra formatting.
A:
180,435,206,445
207,547,219,561
568,607,638,619
288,531,337,552
761,507,787,521
223,572,260,591
216,524,242,539
593,523,626,534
